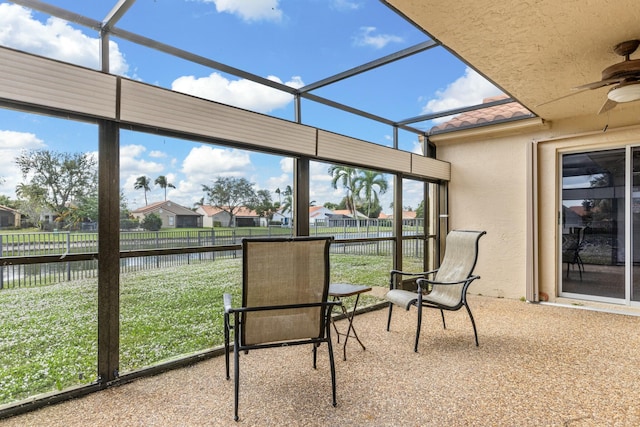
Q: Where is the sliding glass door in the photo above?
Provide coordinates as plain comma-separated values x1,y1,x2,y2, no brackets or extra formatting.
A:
632,148,640,302
561,149,625,301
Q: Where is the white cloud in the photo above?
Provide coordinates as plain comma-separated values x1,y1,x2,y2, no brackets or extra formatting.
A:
121,144,146,159
422,67,502,123
171,73,304,114
149,150,167,158
120,145,164,177
207,0,283,23
0,130,46,197
353,27,403,49
330,0,362,11
182,145,252,186
280,157,293,174
266,174,290,194
309,161,339,204
0,3,128,76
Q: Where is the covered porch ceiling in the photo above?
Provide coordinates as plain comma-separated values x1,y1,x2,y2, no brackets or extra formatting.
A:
385,0,640,123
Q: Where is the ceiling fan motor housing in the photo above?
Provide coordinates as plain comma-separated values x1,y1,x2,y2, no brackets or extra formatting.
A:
601,59,640,81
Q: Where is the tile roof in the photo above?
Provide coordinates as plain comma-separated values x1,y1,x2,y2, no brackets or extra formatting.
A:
199,205,259,217
429,95,532,133
132,200,200,216
0,204,20,214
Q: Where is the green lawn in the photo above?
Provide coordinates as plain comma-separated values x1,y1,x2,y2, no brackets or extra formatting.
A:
0,254,394,405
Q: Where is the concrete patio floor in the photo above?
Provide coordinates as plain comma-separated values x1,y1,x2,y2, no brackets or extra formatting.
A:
3,294,640,426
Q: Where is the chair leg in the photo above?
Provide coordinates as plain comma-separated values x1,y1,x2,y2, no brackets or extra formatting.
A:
439,309,446,330
326,321,337,407
233,333,240,421
386,303,393,331
224,313,230,380
464,303,479,347
577,254,584,280
414,304,423,352
313,344,317,369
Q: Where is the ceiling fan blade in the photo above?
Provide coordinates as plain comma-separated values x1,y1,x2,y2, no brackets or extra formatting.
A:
598,98,617,114
535,88,589,107
573,77,623,91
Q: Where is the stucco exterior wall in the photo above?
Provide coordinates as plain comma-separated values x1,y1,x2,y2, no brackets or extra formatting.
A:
433,114,640,304
435,131,530,300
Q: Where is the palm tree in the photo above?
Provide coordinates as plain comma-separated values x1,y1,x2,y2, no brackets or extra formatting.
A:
134,175,151,206
155,175,176,201
193,197,205,210
280,185,293,214
354,170,388,218
328,165,359,219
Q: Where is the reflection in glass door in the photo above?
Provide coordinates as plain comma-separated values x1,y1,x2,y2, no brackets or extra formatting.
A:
561,149,625,300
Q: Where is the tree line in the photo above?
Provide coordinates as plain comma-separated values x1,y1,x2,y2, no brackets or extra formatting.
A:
4,148,413,230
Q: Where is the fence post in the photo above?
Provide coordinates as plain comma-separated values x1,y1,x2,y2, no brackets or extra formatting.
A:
156,231,160,268
0,237,3,289
212,228,216,261
233,228,237,258
66,232,71,281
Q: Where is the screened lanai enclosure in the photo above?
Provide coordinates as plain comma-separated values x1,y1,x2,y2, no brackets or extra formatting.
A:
0,0,536,416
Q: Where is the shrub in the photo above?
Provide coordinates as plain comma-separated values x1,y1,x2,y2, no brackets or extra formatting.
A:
120,218,140,230
141,213,162,231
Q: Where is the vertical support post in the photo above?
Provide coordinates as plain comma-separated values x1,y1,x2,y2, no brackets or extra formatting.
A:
99,30,110,73
526,141,539,302
294,93,302,123
393,175,403,272
437,182,448,264
98,119,120,383
421,182,428,271
294,157,310,237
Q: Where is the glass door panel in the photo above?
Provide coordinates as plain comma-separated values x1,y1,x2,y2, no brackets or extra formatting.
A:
561,149,625,299
632,148,640,301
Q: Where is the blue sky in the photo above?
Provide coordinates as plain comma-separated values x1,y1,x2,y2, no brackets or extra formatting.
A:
0,0,502,212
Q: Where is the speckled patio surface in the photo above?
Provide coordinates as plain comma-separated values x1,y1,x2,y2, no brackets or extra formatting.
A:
3,294,640,426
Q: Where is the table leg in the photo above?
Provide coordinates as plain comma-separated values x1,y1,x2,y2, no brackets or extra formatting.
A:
333,294,366,361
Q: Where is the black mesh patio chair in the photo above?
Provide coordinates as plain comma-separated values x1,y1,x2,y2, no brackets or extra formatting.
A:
385,230,486,352
562,227,587,280
223,236,340,421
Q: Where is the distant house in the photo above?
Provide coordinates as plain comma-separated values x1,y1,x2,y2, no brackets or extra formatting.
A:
131,200,202,228
385,211,417,220
0,205,21,228
309,206,334,224
332,209,367,219
196,205,266,227
325,209,368,227
271,209,291,227
382,210,421,225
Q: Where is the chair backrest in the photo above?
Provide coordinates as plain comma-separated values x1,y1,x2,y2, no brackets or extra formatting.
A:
431,230,486,305
241,236,332,346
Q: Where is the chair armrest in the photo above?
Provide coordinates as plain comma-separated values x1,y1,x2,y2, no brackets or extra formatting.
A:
223,293,233,313
390,269,436,277
417,275,481,287
389,269,438,290
227,301,340,314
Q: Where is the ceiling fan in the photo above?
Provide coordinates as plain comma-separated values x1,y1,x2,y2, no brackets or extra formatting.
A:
540,39,640,114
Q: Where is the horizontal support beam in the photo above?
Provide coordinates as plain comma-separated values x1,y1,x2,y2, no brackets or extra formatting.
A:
299,40,438,93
